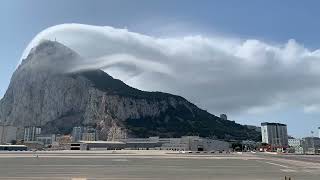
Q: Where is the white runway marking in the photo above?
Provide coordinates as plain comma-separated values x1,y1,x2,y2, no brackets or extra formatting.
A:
0,153,264,160
111,159,129,162
259,161,290,168
23,164,260,168
265,161,289,168
18,172,82,174
24,165,112,167
0,177,159,180
258,160,299,173
280,169,297,172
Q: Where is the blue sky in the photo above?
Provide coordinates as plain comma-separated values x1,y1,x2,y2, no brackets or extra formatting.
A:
1,0,320,137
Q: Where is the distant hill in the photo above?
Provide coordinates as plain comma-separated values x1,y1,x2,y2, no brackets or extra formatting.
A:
0,40,261,141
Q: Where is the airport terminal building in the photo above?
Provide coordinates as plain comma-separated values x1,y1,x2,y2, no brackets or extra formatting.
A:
71,136,230,152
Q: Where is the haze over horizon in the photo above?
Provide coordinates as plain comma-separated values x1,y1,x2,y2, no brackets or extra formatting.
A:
1,0,320,138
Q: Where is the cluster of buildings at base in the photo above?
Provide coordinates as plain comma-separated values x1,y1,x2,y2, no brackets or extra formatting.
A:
260,122,320,154
0,114,319,154
0,124,230,152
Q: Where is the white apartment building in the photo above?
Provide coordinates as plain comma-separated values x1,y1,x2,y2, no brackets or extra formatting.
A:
72,127,83,142
23,126,41,142
288,138,302,147
288,138,303,154
81,133,96,141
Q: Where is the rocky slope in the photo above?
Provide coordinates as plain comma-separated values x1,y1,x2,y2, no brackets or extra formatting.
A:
0,40,260,141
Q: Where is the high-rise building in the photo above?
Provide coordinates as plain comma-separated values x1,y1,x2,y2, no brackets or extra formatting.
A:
261,122,288,149
72,127,84,142
23,126,41,142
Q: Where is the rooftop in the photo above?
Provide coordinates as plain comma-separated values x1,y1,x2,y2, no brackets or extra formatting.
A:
261,122,287,126
0,145,27,147
79,141,125,144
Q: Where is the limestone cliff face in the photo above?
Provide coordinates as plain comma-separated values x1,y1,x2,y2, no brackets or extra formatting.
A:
0,41,260,140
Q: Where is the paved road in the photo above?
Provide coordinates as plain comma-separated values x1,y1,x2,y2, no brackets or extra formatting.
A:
0,151,319,180
259,153,320,163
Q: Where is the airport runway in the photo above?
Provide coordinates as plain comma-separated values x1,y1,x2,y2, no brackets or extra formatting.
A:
0,151,319,180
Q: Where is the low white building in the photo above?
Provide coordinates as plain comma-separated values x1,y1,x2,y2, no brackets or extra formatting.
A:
36,134,56,145
288,138,302,147
288,138,303,154
72,126,99,142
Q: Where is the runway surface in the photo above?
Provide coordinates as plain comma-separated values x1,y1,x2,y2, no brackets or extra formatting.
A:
0,151,319,180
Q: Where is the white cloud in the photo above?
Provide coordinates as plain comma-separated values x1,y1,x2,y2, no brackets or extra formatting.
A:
20,23,320,115
304,104,320,113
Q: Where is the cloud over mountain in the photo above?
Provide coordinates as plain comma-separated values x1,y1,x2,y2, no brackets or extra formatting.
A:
21,24,320,115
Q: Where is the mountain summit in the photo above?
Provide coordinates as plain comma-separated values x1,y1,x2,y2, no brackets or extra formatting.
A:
0,40,260,140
